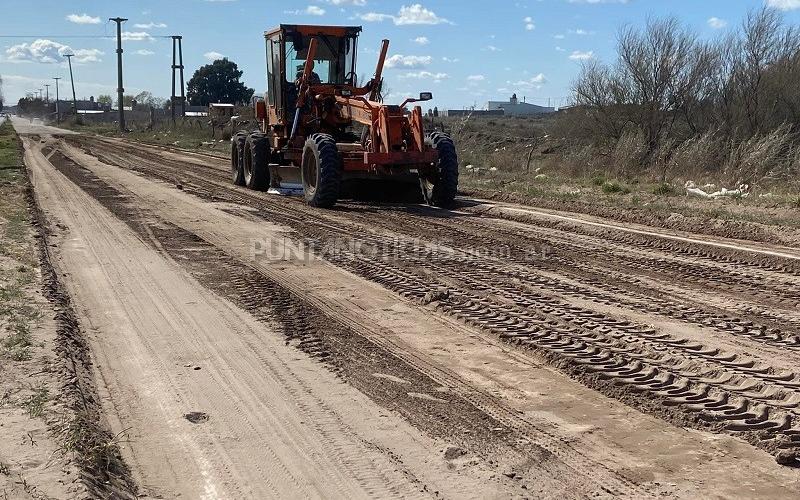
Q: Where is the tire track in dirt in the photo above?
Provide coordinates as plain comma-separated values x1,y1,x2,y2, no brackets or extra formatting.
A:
55,136,648,498
22,143,138,499
32,139,523,499
54,136,676,495
69,136,800,465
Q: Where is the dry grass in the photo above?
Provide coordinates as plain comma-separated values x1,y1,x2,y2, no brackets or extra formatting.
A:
60,117,231,155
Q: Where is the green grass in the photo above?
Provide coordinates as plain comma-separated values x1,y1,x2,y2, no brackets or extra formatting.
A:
591,174,607,186
601,180,631,194
21,384,49,418
652,182,677,196
1,321,33,361
0,120,19,168
0,120,40,362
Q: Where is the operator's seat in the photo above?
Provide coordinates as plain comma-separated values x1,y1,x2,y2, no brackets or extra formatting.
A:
288,66,321,113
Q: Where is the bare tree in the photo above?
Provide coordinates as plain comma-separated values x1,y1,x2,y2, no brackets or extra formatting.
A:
566,5,800,178
714,7,800,137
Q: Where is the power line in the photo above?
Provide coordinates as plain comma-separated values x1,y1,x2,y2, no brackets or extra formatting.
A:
0,35,173,39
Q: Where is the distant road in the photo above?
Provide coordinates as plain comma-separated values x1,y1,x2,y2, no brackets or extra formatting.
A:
9,115,76,136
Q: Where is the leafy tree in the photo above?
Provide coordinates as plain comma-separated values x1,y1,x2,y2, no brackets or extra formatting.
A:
0,74,4,111
187,58,254,106
97,94,113,106
17,97,46,116
119,94,136,108
134,91,167,109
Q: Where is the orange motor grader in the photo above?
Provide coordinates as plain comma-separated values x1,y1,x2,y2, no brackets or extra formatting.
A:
231,24,458,208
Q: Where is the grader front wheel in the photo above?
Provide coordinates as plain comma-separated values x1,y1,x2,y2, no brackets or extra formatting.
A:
301,133,342,208
421,132,459,207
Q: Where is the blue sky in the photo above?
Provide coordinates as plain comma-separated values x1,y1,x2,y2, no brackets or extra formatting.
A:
2,0,800,111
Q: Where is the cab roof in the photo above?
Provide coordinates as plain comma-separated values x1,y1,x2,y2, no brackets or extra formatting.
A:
264,24,362,38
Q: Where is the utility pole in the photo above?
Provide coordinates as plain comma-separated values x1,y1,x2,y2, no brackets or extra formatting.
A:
64,53,79,122
44,84,50,103
54,77,61,122
110,17,128,132
170,35,185,124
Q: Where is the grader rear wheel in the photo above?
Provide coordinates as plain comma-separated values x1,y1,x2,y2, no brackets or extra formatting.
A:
231,132,247,186
244,133,270,190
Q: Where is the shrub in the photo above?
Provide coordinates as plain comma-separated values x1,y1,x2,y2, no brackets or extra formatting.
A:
670,131,726,178
725,125,795,184
610,129,647,177
652,182,676,195
601,180,630,194
591,174,607,186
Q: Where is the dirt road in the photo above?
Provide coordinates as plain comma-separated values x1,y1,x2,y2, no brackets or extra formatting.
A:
13,116,800,498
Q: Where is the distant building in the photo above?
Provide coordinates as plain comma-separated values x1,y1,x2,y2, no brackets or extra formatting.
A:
54,96,111,113
444,109,504,117
486,94,554,116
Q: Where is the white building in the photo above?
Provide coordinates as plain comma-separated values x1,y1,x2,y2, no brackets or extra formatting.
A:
486,94,554,116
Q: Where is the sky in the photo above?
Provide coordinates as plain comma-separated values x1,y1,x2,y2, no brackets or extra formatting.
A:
2,0,800,111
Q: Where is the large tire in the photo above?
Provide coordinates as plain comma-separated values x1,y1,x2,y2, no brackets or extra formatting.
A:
231,132,246,186
301,134,342,208
421,132,459,207
244,132,270,190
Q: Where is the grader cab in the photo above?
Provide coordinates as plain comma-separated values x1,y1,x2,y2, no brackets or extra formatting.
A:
231,24,458,208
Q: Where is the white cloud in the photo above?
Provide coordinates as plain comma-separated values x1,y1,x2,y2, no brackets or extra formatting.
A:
204,51,226,60
554,34,565,39
359,4,452,25
570,29,594,35
413,36,430,45
66,13,101,24
359,12,393,22
135,49,155,56
396,4,451,25
555,46,566,52
485,45,501,52
766,0,800,10
442,56,459,63
523,16,535,31
509,73,547,90
5,39,103,64
121,32,154,41
569,50,594,60
385,54,432,68
398,71,449,81
707,17,728,29
467,74,485,81
285,5,326,15
134,22,167,29
71,48,104,63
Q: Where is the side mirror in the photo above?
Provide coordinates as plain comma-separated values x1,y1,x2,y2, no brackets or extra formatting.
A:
419,92,433,101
